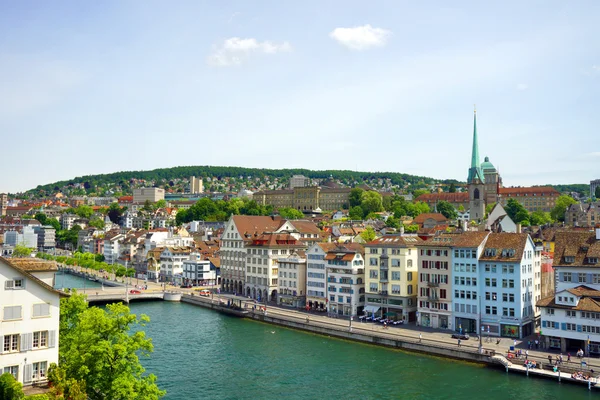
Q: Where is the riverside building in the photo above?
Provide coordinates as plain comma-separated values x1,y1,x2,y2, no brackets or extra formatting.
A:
364,234,422,322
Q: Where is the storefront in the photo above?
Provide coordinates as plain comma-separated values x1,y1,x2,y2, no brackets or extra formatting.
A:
501,324,520,338
455,317,477,333
420,312,431,327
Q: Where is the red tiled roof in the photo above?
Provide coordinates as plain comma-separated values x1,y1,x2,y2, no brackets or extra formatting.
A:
416,193,469,203
499,187,559,196
413,213,448,224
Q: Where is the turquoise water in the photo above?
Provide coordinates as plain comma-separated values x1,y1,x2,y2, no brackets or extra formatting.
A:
60,274,595,399
129,301,596,400
54,271,103,289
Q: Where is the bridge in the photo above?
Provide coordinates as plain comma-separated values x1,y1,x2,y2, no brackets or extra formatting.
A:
79,288,166,303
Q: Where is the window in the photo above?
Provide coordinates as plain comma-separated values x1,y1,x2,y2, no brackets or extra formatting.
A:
491,278,497,287
391,259,401,267
391,271,400,280
391,285,401,294
492,306,497,315
370,258,378,266
32,361,47,380
546,308,555,315
566,323,577,331
4,279,24,290
440,289,446,299
3,366,18,380
32,303,51,318
564,273,572,282
579,274,586,283
33,331,48,349
3,306,22,321
370,270,378,279
566,310,576,317
369,283,378,292
3,334,19,353
407,272,413,281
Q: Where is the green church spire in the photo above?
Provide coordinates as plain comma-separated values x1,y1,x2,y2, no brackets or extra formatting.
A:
467,107,485,184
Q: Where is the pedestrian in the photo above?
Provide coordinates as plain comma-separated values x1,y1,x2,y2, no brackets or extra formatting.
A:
567,353,571,363
548,355,553,365
419,333,422,343
556,355,560,365
458,338,461,348
527,340,531,349
535,339,539,349
559,354,563,364
525,350,529,359
513,339,517,348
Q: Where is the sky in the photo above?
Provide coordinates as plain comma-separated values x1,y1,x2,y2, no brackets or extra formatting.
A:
1,0,599,193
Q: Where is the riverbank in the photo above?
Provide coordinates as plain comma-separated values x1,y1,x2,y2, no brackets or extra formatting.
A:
181,294,599,390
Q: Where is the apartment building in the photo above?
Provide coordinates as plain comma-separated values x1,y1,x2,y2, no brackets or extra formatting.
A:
133,188,165,203
0,258,67,386
538,229,600,353
416,235,454,329
220,215,282,294
0,193,7,216
478,233,541,338
450,232,490,333
325,243,365,316
159,246,192,283
277,251,307,308
306,243,337,311
32,226,56,253
364,235,422,322
244,233,304,302
182,254,215,286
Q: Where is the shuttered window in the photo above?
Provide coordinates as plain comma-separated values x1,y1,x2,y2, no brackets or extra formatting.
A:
3,306,22,320
32,303,50,318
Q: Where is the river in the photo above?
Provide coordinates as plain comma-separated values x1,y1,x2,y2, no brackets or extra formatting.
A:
56,274,595,399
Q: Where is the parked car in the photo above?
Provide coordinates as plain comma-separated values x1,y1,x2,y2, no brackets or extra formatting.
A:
129,289,141,294
199,290,211,297
451,333,470,340
181,284,193,288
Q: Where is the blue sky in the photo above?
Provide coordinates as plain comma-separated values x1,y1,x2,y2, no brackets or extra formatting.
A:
1,1,599,193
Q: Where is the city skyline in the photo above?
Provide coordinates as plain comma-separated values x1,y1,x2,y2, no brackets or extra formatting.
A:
1,1,599,193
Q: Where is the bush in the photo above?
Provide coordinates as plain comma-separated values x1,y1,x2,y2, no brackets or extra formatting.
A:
0,372,24,400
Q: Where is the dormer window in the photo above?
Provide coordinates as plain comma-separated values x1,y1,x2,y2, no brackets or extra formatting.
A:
588,257,598,264
565,256,575,263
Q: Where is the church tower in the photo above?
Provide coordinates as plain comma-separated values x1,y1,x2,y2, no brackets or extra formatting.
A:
467,109,485,221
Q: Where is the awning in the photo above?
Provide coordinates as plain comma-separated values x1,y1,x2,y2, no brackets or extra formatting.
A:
364,306,380,314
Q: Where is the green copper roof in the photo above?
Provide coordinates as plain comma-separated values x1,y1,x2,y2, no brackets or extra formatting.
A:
481,156,496,172
467,111,485,184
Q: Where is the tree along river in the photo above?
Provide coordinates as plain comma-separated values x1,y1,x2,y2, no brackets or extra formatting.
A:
56,274,595,400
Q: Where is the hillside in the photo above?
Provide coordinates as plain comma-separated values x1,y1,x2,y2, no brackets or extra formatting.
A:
23,165,459,198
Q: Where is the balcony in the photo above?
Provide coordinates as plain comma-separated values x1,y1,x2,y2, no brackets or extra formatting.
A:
379,264,388,270
378,290,388,296
427,281,440,287
380,277,389,283
427,295,439,301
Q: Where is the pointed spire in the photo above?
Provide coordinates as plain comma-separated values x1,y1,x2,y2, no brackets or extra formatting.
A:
467,106,484,184
471,106,479,168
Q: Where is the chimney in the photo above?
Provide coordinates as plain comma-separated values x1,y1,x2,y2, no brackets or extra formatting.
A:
400,225,405,235
596,228,600,241
462,220,468,231
516,224,522,234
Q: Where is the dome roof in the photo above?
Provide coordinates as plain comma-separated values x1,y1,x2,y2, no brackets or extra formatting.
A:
480,156,496,172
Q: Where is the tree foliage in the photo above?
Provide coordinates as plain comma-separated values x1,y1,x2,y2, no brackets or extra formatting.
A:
55,292,165,400
348,206,364,220
436,201,458,220
12,244,33,258
360,191,384,216
360,226,377,242
107,203,126,224
0,372,24,399
349,188,364,208
551,195,578,222
176,198,273,225
278,207,304,219
505,199,528,223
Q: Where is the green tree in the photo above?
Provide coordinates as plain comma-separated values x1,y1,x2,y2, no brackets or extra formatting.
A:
514,210,530,224
485,202,496,216
0,372,24,399
12,244,33,258
74,205,94,219
404,224,419,233
448,183,456,193
385,216,400,229
278,207,304,219
360,191,383,216
360,226,377,242
107,203,126,224
47,364,87,400
412,189,429,199
349,188,364,208
142,200,154,213
56,292,165,400
529,211,552,226
348,206,364,220
34,212,48,225
505,199,528,222
436,200,458,220
550,195,578,222
88,217,105,229
46,218,61,231
154,200,167,210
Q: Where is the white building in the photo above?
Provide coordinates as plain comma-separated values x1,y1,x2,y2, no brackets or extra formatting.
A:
0,258,67,386
159,247,192,283
306,243,337,311
277,251,307,308
103,232,125,265
182,254,215,286
221,215,282,295
60,214,78,230
133,188,165,203
289,175,310,189
478,233,541,338
190,176,203,194
538,229,600,353
244,233,305,302
324,243,365,317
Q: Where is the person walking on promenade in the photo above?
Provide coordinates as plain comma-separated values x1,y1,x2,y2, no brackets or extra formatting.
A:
559,354,563,365
535,339,539,349
548,355,553,365
419,333,422,343
458,338,461,348
525,350,529,359
567,353,571,363
527,340,531,349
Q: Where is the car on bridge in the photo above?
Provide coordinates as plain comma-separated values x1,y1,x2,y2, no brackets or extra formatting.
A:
129,289,141,294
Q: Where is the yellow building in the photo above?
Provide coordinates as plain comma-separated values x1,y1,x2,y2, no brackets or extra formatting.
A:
363,235,423,322
254,186,351,212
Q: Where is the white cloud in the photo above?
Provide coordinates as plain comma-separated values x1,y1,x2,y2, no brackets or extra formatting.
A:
329,24,391,50
207,37,292,67
593,65,600,73
517,83,528,90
